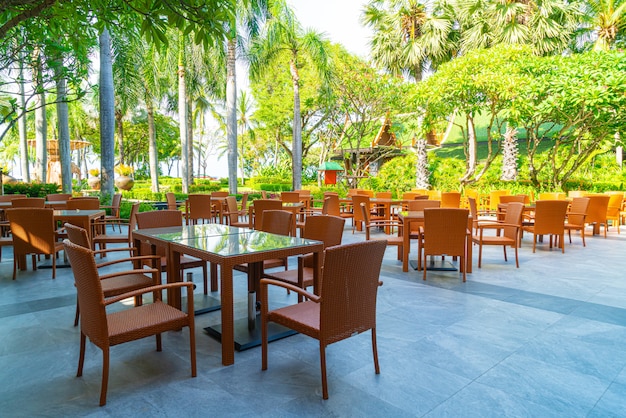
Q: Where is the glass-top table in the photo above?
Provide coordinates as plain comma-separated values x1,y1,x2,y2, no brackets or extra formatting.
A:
133,223,324,366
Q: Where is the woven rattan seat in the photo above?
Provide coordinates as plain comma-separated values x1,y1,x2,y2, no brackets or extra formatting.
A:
63,239,196,406
261,240,386,399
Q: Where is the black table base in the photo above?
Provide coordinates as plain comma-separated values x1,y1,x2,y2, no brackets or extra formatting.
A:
204,315,297,351
410,259,458,271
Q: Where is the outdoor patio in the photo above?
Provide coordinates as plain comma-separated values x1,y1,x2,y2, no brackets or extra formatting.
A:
1,222,626,417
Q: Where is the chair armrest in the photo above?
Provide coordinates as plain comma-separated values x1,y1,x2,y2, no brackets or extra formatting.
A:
93,247,136,257
260,278,320,303
104,282,194,306
96,255,161,269
99,267,159,281
477,222,519,230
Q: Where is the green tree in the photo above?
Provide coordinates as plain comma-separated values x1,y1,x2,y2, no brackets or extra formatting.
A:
414,45,531,185
362,0,455,81
511,51,626,189
329,50,413,188
450,0,580,55
580,0,626,51
248,0,331,190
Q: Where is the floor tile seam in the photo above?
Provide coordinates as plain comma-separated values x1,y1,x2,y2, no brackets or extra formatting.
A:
584,362,626,417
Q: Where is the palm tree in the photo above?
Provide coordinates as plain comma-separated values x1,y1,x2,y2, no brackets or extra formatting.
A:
237,90,256,182
451,0,580,55
362,0,456,82
224,0,268,194
581,0,626,51
99,28,115,199
248,0,331,190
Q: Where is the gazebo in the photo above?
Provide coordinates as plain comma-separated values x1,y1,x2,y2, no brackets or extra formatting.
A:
27,139,90,184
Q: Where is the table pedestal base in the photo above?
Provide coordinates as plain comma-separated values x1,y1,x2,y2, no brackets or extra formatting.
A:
205,315,297,351
410,259,457,271
181,294,221,315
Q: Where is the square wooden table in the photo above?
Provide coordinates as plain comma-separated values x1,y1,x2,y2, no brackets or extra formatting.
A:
133,224,323,366
54,209,105,242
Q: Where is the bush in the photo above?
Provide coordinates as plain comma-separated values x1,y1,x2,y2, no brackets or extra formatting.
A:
4,182,60,197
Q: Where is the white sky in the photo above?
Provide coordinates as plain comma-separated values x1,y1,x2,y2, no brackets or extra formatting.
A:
287,0,371,58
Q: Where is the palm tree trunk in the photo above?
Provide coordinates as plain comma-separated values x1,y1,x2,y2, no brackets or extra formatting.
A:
115,110,125,164
226,37,238,194
290,58,302,190
146,93,159,192
178,34,189,194
18,55,30,182
55,71,72,193
187,98,194,185
32,48,47,183
99,28,116,200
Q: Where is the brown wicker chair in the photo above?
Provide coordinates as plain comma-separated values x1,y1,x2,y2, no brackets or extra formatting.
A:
585,195,610,237
46,193,72,201
234,210,294,288
100,193,123,232
523,200,569,253
360,202,401,260
472,202,524,268
441,192,461,208
420,208,469,282
64,222,161,326
166,192,178,210
63,239,196,406
91,203,139,253
263,215,345,302
6,207,64,279
224,196,251,227
250,199,283,229
407,199,441,240
135,210,211,294
351,194,383,233
11,197,45,208
564,197,590,246
238,193,249,220
186,194,214,225
66,198,100,210
260,240,386,400
605,193,623,234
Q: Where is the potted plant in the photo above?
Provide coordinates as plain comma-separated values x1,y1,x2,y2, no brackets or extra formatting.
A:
114,164,134,191
88,168,100,190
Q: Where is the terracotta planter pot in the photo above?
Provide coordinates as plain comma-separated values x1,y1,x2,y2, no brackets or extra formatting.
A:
115,175,134,191
88,176,100,190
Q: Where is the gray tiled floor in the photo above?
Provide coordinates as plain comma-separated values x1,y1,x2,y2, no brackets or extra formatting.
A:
1,222,626,417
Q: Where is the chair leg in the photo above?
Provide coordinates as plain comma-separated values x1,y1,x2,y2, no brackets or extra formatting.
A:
478,244,483,268
503,245,508,262
461,255,466,282
514,244,519,268
77,332,86,377
320,342,329,400
100,348,110,406
371,328,380,374
12,257,16,280
581,228,586,247
74,296,80,327
156,333,162,352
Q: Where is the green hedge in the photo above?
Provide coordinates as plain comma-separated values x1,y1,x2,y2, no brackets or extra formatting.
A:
3,182,60,197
